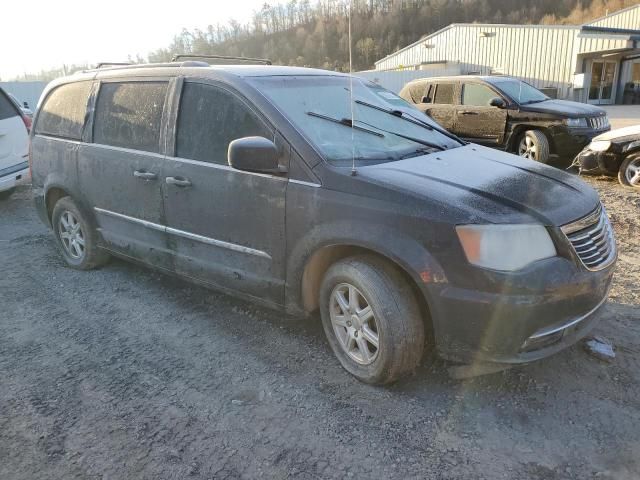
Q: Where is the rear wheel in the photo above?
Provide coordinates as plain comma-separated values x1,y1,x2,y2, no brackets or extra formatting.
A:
618,153,640,189
51,196,109,270
517,130,550,163
319,255,425,385
0,187,15,200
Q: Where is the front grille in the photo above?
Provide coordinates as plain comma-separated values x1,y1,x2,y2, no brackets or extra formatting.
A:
561,205,616,271
587,116,609,130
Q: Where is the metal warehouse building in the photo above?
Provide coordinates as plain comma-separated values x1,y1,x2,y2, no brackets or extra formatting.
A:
359,4,640,105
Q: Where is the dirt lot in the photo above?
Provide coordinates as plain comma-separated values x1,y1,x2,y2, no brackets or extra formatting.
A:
0,178,639,480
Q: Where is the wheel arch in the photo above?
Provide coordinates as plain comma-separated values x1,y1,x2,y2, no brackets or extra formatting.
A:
289,233,445,341
508,125,554,154
45,185,72,224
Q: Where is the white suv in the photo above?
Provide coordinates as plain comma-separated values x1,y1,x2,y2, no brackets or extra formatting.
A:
0,87,29,199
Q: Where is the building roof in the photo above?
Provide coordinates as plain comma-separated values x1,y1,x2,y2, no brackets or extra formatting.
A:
374,4,640,66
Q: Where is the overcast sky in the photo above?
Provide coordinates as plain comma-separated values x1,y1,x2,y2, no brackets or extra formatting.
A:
0,0,267,80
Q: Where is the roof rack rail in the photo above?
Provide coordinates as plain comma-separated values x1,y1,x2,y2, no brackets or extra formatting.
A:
95,62,133,69
171,54,272,65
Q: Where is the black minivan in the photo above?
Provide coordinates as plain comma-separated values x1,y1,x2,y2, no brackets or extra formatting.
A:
31,62,616,384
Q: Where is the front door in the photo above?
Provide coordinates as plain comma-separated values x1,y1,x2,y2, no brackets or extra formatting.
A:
78,80,171,269
162,80,287,305
454,82,508,145
589,60,617,105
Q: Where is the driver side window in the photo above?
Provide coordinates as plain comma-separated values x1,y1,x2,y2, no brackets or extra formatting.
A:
176,83,271,165
462,83,498,107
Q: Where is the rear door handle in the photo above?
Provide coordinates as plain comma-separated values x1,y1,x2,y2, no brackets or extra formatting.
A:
133,170,157,180
166,176,192,187
460,111,479,115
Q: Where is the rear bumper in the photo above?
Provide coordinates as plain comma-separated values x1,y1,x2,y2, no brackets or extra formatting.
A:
32,185,50,226
0,161,29,192
429,257,615,365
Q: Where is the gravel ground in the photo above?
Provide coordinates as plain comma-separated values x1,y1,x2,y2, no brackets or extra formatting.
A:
0,180,639,480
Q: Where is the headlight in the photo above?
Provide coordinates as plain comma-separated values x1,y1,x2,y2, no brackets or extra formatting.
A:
456,224,557,271
564,117,588,128
589,140,611,152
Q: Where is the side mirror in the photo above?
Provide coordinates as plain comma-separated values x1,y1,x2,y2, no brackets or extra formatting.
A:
228,136,280,174
490,97,506,108
420,96,431,104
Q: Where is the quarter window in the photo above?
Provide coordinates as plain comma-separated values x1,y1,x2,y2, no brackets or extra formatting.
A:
462,83,498,106
35,82,92,139
409,83,428,103
176,82,270,165
93,82,167,153
433,83,455,104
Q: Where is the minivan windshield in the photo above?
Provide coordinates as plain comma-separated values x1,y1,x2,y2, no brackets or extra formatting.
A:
250,76,462,166
490,79,549,105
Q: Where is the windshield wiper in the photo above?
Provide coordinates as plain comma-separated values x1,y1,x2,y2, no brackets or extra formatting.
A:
354,99,464,145
306,111,384,137
398,147,440,159
355,119,446,151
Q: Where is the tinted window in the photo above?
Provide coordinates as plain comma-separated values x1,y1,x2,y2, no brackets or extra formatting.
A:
35,82,92,139
0,90,19,121
462,83,498,106
176,83,270,165
433,83,455,104
94,82,167,153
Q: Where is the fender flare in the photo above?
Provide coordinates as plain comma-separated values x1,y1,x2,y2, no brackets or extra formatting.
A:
285,220,448,324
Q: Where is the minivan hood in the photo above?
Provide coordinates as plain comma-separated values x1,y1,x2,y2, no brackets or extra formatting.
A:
519,99,606,118
358,144,599,226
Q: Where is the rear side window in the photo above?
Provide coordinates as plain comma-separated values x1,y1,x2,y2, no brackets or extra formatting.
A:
0,90,19,120
462,83,497,106
93,82,167,153
408,82,427,103
433,83,455,104
35,82,92,139
176,82,270,165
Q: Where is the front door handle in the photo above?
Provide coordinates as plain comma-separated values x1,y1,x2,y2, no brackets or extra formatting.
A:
166,176,192,187
133,170,157,180
460,111,479,115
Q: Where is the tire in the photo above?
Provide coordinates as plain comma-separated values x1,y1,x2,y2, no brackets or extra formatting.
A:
51,196,109,270
0,187,15,200
618,153,640,189
319,255,425,385
517,130,550,163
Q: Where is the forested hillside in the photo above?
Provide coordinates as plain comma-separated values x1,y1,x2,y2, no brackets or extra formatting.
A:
15,0,639,80
149,0,639,71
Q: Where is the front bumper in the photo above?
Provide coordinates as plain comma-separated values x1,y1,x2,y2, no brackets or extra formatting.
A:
429,256,615,365
573,148,622,177
550,126,609,159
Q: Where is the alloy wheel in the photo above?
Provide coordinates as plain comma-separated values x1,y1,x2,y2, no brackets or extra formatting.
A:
329,283,380,365
518,135,537,160
625,158,640,187
58,211,86,260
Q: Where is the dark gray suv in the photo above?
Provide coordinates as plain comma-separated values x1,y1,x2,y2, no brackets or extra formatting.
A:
31,62,616,384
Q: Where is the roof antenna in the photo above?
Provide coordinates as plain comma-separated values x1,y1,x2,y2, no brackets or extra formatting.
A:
348,0,357,176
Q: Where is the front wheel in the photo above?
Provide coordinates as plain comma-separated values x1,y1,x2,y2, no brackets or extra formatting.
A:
618,153,640,188
517,130,550,163
319,255,425,385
